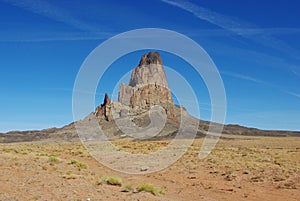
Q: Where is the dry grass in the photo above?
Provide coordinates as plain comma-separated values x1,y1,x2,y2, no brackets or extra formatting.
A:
68,159,88,169
199,136,300,185
136,183,164,195
98,176,122,186
112,140,170,154
0,136,299,200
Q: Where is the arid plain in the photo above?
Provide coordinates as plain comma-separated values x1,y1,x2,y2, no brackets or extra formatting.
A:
1,134,299,201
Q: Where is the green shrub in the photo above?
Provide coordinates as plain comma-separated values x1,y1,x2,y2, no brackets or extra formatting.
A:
124,184,133,191
98,176,122,186
48,156,60,163
136,183,164,196
68,159,88,169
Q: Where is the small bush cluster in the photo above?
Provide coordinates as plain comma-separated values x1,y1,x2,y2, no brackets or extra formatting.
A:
97,176,122,186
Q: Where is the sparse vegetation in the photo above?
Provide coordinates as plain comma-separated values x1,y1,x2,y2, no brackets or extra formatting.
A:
136,183,164,196
112,141,169,154
251,176,264,182
62,172,79,179
97,176,122,186
2,148,12,153
36,152,48,156
124,184,133,192
70,149,84,156
2,148,28,155
48,155,60,163
0,137,299,200
277,180,297,189
68,159,88,169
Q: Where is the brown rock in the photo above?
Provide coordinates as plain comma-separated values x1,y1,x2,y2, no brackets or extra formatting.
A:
96,52,176,121
129,52,168,88
138,52,162,66
118,83,133,106
118,52,175,119
95,93,113,121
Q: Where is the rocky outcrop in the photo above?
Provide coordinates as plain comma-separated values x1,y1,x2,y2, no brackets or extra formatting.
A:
138,51,162,66
118,52,175,118
129,84,175,117
128,52,167,88
95,93,131,121
118,83,132,106
95,93,113,121
95,52,176,121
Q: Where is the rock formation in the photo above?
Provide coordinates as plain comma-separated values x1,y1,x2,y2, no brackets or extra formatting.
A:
128,52,167,88
118,52,175,118
96,52,176,122
95,93,113,121
2,52,300,143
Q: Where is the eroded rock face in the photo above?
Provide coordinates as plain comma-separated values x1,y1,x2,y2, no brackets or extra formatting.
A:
129,84,174,117
118,52,175,117
128,52,167,88
95,93,131,121
95,93,113,121
118,83,132,106
138,51,162,66
128,64,168,88
97,52,176,121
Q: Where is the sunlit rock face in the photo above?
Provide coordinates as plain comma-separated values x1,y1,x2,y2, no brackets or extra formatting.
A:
118,52,175,117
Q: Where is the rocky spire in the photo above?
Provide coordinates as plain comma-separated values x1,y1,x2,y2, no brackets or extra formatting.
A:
96,52,176,121
138,52,162,66
95,93,112,121
118,52,175,118
101,93,111,107
129,52,167,87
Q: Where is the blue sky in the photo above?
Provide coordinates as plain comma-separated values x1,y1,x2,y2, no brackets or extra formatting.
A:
0,0,300,132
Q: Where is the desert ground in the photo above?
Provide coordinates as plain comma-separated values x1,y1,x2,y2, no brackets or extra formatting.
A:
0,135,299,201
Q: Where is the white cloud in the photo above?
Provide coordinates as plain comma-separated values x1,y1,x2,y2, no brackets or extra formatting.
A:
221,71,265,84
161,0,300,60
286,91,300,99
1,0,98,32
161,0,254,32
0,33,113,42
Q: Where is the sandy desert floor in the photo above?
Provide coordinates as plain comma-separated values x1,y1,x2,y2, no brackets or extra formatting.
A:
0,135,299,201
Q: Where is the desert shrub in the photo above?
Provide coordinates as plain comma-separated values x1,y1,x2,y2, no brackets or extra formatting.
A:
98,176,122,186
136,183,164,195
48,156,60,163
124,184,133,192
68,159,88,169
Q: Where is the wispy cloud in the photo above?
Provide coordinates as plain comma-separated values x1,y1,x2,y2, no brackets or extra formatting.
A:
291,67,300,78
286,91,300,99
161,0,300,60
235,28,300,36
161,0,255,33
221,71,265,84
184,28,300,38
0,33,113,42
222,71,300,100
1,0,98,32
